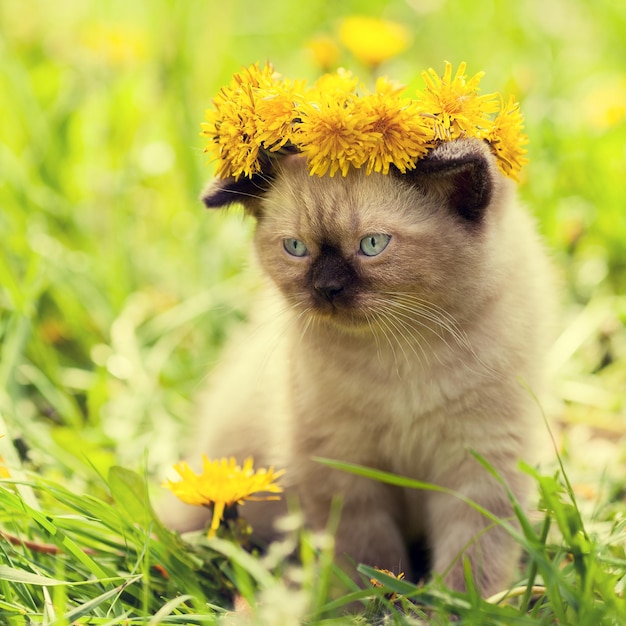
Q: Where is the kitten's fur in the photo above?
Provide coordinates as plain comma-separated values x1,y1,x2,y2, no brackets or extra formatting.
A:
165,138,554,596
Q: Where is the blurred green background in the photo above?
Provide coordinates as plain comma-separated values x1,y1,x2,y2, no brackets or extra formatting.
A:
1,0,625,491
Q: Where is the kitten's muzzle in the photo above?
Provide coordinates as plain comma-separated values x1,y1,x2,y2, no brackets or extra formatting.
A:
314,282,344,302
310,248,357,305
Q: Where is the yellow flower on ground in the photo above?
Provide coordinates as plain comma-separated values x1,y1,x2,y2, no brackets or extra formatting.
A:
370,568,406,601
0,456,9,479
339,16,411,67
488,95,529,180
582,79,626,130
80,23,148,66
417,61,499,141
0,435,8,479
164,456,285,537
307,35,341,72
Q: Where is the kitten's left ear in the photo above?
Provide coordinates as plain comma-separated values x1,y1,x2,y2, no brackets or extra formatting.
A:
201,172,273,216
404,138,498,222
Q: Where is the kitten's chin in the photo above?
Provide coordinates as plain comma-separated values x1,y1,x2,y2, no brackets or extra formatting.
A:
305,305,372,332
286,293,372,331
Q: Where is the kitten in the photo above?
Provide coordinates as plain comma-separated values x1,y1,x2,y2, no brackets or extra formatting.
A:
166,137,554,596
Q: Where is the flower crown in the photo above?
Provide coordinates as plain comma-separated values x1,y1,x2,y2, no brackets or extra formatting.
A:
201,61,528,181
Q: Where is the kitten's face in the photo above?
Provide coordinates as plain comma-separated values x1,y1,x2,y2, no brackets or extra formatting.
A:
252,152,501,331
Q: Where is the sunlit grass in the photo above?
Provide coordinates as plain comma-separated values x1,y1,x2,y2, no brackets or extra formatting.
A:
1,0,625,622
1,459,625,623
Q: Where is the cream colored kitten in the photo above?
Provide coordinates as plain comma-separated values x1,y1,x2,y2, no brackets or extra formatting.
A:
166,138,554,596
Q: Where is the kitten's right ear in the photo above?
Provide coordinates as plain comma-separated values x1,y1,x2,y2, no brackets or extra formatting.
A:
201,173,272,216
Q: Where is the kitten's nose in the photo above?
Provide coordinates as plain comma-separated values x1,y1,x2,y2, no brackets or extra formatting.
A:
314,281,344,302
311,247,354,303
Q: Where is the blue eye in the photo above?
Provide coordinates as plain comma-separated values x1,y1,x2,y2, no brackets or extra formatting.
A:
359,234,391,257
283,238,309,257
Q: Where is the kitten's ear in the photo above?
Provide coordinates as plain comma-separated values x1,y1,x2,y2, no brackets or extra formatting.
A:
406,138,496,222
200,173,272,216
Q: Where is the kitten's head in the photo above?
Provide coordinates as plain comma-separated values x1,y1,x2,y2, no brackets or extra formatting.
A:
202,138,512,331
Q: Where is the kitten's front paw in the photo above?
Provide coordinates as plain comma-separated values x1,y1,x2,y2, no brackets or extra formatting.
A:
333,512,411,584
432,524,520,597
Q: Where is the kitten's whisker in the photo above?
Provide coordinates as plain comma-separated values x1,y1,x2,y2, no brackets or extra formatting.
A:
295,305,316,347
382,295,497,378
382,292,470,347
371,310,404,378
373,303,430,375
364,312,386,368
380,292,488,357
378,306,429,373
384,302,460,353
208,185,266,203
385,304,462,370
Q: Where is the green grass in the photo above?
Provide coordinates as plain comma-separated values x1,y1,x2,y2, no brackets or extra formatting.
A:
1,0,625,623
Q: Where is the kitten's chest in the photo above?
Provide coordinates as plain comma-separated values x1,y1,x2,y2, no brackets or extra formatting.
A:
301,324,468,415
292,327,477,475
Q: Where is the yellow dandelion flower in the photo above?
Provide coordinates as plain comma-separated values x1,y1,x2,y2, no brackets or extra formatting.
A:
488,95,529,180
254,80,304,152
308,68,360,104
164,456,285,537
307,34,341,72
360,77,432,175
201,63,282,179
370,567,405,587
0,455,10,479
339,16,411,67
582,79,626,130
417,61,499,141
296,96,373,177
370,568,406,601
80,23,148,66
202,98,259,179
200,62,528,181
